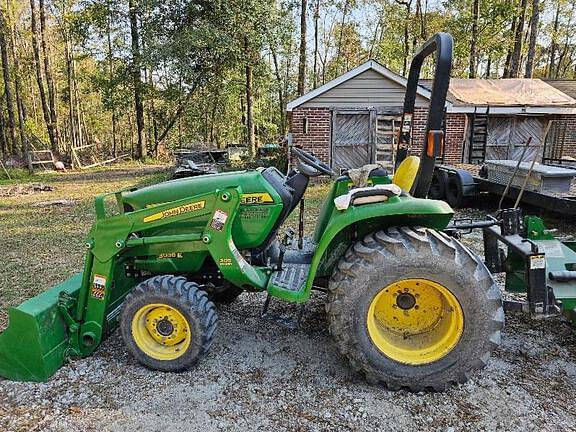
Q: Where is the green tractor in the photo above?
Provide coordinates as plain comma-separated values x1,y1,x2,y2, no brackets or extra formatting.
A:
0,33,503,391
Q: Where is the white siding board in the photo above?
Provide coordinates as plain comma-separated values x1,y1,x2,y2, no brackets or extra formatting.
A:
301,70,429,108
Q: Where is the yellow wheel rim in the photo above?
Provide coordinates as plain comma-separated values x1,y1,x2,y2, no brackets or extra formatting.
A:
131,303,191,361
366,278,464,365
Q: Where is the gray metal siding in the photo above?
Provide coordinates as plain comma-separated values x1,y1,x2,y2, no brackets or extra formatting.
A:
301,69,429,108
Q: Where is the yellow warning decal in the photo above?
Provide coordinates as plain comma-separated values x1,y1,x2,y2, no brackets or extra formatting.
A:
241,193,274,205
143,200,206,223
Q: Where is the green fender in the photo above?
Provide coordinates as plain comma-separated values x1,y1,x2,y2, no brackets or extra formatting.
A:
299,196,453,303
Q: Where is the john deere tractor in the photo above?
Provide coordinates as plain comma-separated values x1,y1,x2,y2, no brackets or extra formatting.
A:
0,33,503,391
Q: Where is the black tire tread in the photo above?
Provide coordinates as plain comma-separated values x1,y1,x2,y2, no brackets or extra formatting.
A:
327,226,503,391
120,275,217,371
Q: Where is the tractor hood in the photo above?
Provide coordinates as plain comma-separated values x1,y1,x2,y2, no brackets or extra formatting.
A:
123,169,279,210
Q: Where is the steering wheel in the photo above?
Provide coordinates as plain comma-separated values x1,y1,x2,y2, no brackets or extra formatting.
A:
291,147,336,177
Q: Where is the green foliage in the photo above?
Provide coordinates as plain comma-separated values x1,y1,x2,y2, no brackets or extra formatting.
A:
2,0,576,164
227,146,289,172
0,168,33,183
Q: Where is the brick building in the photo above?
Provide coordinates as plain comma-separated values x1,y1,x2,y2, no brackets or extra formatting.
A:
287,60,576,173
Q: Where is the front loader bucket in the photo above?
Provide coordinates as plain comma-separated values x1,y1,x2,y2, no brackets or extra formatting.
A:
0,273,82,382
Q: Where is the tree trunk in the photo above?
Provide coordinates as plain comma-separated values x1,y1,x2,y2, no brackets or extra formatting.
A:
39,0,60,159
556,8,573,79
509,0,528,78
548,1,560,78
401,1,412,76
106,3,117,157
209,89,219,145
368,20,380,59
415,0,426,40
297,0,307,96
64,33,77,152
0,95,7,156
7,4,28,165
270,45,285,134
0,10,17,156
312,0,320,88
29,0,55,153
72,54,84,151
469,0,479,78
524,0,539,77
147,68,159,155
503,1,517,78
244,36,255,156
129,0,145,159
335,0,350,74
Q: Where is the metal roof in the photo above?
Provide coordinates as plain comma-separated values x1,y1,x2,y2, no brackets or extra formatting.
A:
288,60,576,115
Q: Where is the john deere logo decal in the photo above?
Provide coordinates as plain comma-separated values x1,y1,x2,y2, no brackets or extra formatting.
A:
241,193,274,205
143,200,206,223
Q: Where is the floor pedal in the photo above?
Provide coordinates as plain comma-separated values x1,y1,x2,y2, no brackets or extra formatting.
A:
261,295,305,330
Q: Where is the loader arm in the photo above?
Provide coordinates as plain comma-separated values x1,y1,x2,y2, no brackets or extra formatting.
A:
0,186,270,381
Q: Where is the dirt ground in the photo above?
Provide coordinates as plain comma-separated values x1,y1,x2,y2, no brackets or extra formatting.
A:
1,167,576,432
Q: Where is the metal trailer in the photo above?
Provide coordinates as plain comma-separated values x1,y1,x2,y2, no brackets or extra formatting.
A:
431,163,576,215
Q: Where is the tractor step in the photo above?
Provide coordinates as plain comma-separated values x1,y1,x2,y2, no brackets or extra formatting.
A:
262,263,311,328
261,295,305,329
270,263,310,292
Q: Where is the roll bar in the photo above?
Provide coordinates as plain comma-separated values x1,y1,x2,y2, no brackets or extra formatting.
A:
398,32,453,198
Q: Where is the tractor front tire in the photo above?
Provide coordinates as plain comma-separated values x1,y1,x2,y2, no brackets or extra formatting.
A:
327,227,503,391
120,275,217,372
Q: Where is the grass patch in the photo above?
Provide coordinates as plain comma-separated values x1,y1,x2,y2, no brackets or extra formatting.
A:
0,166,168,324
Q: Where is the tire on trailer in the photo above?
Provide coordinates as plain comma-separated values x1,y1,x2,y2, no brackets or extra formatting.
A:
120,275,217,372
428,170,448,200
327,227,503,391
445,174,466,208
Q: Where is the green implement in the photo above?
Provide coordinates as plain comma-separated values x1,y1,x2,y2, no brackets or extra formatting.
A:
0,274,82,381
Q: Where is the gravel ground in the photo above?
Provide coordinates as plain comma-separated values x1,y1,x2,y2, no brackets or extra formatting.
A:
1,293,576,432
2,174,576,431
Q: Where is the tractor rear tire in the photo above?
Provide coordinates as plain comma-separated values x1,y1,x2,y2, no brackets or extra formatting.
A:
327,227,503,391
120,275,217,372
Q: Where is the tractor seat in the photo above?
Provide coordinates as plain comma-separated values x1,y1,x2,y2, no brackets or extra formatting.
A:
392,156,420,192
256,167,309,252
334,184,402,210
